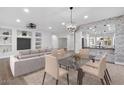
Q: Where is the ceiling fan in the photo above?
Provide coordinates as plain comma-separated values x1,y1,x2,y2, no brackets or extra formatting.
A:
26,23,37,29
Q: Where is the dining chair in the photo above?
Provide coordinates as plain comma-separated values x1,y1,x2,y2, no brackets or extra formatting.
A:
51,49,58,55
51,49,66,59
85,53,112,84
42,55,69,85
57,49,66,56
81,56,109,85
79,49,89,59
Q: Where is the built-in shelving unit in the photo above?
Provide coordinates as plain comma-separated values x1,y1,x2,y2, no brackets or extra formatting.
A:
35,32,42,49
0,27,12,57
0,26,43,58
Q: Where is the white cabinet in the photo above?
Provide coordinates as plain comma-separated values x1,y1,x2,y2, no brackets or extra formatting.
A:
0,26,43,58
0,27,12,57
35,32,42,49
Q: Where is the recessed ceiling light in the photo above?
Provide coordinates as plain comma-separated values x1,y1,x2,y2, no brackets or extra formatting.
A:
61,22,65,25
16,19,21,23
48,27,52,30
89,27,92,29
84,15,88,19
24,8,29,13
107,24,110,27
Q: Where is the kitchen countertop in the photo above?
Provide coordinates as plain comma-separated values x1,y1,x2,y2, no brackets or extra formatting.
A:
83,47,115,50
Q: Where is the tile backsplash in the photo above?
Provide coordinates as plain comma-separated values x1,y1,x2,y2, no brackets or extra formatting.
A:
80,15,124,64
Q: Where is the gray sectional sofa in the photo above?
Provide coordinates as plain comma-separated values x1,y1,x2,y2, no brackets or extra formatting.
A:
10,49,51,77
9,49,74,77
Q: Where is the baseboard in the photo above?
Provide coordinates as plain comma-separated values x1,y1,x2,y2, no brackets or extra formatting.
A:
115,62,124,65
107,61,115,64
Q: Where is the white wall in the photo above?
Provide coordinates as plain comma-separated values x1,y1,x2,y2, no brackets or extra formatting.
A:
31,31,36,50
42,31,52,49
75,31,82,53
67,34,74,50
51,32,82,52
51,33,73,50
52,35,58,49
52,33,79,51
12,28,17,55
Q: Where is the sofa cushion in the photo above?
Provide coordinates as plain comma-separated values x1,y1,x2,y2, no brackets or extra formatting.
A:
15,52,21,59
39,49,45,53
18,52,44,59
18,54,37,59
16,49,46,59
19,50,31,55
31,49,40,54
18,55,32,59
30,53,44,57
16,55,21,59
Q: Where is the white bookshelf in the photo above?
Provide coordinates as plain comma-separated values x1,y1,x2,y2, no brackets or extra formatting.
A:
0,44,12,46
17,36,32,38
0,26,43,58
35,32,42,49
0,27,12,57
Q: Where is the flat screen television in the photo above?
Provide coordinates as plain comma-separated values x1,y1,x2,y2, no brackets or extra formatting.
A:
17,38,31,50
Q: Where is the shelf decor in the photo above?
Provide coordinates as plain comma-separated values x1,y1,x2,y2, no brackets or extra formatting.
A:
0,27,12,56
3,32,9,35
22,31,27,36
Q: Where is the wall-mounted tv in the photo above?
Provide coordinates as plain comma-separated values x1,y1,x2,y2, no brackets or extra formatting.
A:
17,38,31,50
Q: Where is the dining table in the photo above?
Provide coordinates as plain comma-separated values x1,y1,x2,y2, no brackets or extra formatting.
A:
58,53,94,85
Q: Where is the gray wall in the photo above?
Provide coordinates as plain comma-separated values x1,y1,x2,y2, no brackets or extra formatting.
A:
115,19,124,64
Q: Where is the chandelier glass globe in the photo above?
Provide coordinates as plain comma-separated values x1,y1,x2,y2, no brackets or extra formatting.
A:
66,23,77,32
65,7,77,33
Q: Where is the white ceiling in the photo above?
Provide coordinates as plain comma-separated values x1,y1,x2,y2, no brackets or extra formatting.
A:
0,7,124,33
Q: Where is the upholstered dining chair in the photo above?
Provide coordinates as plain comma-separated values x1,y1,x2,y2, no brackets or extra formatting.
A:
81,56,108,85
57,49,65,58
51,49,66,59
85,53,111,84
42,55,69,85
51,49,58,56
79,49,89,59
58,48,66,53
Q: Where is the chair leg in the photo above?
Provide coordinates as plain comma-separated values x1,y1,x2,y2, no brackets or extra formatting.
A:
56,80,58,85
106,69,112,82
66,66,69,71
42,72,46,85
104,75,107,85
104,71,110,85
59,64,61,68
67,74,69,85
77,68,84,85
100,79,104,85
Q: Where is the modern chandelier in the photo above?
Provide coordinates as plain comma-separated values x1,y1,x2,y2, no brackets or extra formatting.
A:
66,7,77,32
